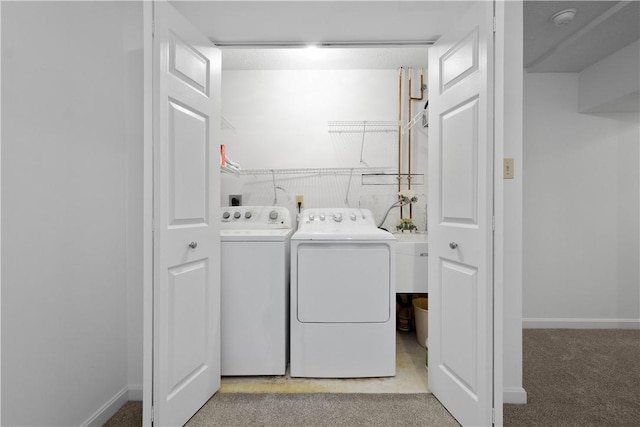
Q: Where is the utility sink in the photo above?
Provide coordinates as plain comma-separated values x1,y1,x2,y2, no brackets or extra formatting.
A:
394,232,428,293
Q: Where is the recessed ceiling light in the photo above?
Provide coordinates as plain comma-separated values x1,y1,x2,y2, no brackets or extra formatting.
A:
550,8,577,27
304,44,323,60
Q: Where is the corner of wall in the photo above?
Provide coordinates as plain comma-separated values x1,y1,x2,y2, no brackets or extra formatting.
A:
80,387,129,427
500,0,525,400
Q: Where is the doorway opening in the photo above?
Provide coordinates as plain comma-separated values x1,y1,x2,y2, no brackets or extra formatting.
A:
218,46,431,395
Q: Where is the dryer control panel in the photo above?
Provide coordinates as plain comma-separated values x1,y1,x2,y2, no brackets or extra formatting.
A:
301,208,372,225
296,208,392,238
221,206,292,229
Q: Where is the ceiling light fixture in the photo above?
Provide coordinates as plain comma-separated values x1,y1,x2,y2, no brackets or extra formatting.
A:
304,44,322,60
550,8,577,27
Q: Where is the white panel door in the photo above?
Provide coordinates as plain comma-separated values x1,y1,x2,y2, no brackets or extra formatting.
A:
153,1,221,425
427,1,495,426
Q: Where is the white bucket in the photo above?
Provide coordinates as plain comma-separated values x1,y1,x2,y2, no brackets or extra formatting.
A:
413,297,428,347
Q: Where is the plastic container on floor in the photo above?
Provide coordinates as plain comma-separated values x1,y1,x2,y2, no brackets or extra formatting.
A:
413,297,428,347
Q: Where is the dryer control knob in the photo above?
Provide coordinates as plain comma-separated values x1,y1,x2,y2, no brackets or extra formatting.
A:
244,211,252,219
333,213,343,222
269,210,278,220
319,214,326,221
350,213,357,221
222,211,231,219
309,213,315,221
233,211,241,219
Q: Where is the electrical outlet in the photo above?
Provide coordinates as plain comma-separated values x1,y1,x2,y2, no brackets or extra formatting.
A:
503,158,514,179
295,195,304,208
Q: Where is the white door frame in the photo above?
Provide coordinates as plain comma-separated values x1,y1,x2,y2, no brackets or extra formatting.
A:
495,0,526,408
0,1,3,421
142,1,154,425
493,0,525,421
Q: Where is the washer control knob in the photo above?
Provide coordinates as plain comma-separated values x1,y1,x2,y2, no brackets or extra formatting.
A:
333,213,343,222
319,214,326,221
233,211,241,219
309,213,315,221
244,211,252,219
350,213,357,221
222,211,230,219
269,210,278,220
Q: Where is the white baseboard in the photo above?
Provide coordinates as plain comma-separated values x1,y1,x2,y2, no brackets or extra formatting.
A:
81,385,143,427
81,386,129,427
128,385,143,401
503,386,527,404
523,318,640,329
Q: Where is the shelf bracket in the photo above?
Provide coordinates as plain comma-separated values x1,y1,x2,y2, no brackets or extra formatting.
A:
359,122,367,163
271,170,277,205
345,168,355,206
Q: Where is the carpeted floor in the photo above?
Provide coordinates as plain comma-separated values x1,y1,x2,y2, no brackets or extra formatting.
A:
104,329,640,426
504,329,640,426
104,401,142,427
102,395,455,427
186,393,456,426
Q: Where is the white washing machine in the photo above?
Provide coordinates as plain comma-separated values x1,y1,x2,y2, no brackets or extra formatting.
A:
220,206,293,376
290,208,396,378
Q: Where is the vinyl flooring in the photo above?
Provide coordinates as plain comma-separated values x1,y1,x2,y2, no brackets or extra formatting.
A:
220,331,429,394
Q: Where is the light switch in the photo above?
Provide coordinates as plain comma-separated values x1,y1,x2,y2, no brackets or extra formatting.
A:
504,158,514,179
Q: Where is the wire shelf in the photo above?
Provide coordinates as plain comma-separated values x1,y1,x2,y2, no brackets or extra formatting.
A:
220,164,240,174
327,120,400,134
234,166,394,176
361,173,425,186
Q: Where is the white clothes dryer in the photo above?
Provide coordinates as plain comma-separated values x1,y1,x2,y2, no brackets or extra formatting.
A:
290,208,396,378
220,206,293,376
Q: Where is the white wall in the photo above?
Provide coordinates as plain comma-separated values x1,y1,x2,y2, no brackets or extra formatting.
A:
122,1,144,399
523,73,640,328
221,67,429,231
578,40,640,114
1,2,142,425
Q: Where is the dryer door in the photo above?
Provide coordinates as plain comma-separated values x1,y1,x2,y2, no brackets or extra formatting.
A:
296,242,391,323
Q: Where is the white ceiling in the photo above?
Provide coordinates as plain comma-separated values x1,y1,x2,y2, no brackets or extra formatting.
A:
524,0,640,72
221,47,429,70
170,0,470,69
170,0,640,72
171,1,472,45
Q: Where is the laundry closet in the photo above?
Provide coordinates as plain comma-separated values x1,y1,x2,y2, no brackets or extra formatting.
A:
218,47,430,392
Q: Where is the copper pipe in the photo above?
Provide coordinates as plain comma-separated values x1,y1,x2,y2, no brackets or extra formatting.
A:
407,68,424,219
408,68,413,194
397,67,403,219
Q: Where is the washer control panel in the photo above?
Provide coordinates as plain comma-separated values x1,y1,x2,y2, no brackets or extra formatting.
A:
221,206,292,229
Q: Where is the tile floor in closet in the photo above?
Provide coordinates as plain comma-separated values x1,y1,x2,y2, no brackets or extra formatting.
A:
220,331,429,393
